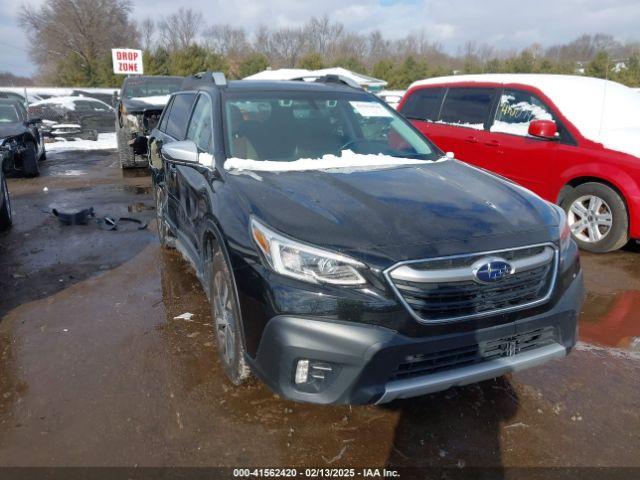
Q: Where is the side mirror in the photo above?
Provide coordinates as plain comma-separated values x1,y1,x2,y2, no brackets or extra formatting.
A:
161,140,199,164
528,120,558,140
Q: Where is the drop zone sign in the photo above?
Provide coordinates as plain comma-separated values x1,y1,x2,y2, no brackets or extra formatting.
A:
112,49,144,75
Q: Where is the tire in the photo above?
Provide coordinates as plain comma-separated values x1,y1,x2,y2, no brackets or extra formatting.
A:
0,174,12,231
154,184,174,249
22,142,39,177
117,127,136,169
561,182,628,253
207,247,251,385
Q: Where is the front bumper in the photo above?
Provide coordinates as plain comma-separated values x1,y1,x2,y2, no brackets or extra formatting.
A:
249,269,583,405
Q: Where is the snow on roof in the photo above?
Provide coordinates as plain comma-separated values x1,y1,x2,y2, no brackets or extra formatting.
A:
0,87,118,100
411,74,640,158
244,68,388,88
30,95,111,110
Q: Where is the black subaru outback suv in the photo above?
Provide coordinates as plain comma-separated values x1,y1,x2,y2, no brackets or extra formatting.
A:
149,72,583,405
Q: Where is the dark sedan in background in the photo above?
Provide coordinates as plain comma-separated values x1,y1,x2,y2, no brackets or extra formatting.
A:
0,98,45,177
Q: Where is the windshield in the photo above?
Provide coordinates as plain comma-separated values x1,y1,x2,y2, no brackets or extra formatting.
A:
0,104,20,123
123,77,183,99
223,91,439,162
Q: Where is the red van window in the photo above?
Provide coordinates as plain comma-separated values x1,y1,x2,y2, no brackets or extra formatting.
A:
439,88,495,130
400,88,444,122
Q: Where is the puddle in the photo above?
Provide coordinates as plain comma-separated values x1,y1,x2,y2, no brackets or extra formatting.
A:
580,290,640,351
122,169,150,179
49,169,88,177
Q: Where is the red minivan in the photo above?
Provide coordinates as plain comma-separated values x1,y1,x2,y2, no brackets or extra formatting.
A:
399,74,640,253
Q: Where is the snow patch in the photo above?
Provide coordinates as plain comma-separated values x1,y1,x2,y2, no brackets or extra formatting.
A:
46,133,116,153
224,150,446,173
129,95,170,105
30,95,112,111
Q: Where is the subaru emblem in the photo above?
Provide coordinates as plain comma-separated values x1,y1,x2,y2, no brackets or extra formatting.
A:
472,258,513,284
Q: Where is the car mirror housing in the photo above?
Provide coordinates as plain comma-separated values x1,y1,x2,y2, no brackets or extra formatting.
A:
528,120,558,140
161,140,200,164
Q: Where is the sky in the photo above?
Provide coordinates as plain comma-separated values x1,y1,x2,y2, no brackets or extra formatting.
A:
1,0,640,77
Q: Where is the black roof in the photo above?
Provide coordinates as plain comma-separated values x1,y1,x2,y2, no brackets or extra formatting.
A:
0,98,23,106
180,71,364,94
224,80,359,93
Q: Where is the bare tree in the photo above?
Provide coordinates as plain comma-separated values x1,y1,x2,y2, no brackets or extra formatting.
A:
303,15,344,57
158,7,203,51
203,24,249,59
139,17,155,51
19,0,139,80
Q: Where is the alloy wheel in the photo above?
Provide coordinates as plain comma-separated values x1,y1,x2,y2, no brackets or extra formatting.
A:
213,270,236,366
3,178,10,221
567,195,613,243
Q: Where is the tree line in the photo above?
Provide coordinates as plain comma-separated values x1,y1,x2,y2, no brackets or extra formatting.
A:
15,0,640,89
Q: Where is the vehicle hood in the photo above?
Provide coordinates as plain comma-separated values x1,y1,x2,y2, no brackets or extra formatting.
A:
0,122,27,140
227,160,560,267
122,96,169,113
600,127,640,159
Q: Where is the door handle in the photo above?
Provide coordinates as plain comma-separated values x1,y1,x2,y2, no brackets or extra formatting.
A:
485,140,501,147
465,136,479,144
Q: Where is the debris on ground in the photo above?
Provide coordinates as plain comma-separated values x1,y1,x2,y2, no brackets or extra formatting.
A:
174,312,194,321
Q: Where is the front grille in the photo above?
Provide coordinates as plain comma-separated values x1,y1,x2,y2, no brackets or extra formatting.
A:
392,327,556,381
387,244,557,322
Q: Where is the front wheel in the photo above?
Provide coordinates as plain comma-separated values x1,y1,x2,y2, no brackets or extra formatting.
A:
562,182,628,253
0,174,12,231
207,248,251,385
22,142,39,177
153,184,174,249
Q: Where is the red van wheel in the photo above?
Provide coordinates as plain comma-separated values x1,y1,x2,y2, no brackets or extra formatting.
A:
562,182,628,253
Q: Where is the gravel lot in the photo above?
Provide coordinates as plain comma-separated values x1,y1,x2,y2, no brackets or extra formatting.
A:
0,148,638,472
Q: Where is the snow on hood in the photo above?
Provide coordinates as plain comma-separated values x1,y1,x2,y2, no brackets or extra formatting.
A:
224,150,446,172
128,95,171,105
411,74,640,159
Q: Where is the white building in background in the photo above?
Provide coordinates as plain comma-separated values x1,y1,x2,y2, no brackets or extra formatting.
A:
244,67,388,91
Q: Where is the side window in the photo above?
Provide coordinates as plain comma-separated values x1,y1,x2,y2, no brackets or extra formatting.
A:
439,88,495,130
166,93,196,140
159,96,174,133
186,95,213,152
491,89,555,137
400,88,444,122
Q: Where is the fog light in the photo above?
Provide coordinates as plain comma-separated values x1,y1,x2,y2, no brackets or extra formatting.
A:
295,359,309,384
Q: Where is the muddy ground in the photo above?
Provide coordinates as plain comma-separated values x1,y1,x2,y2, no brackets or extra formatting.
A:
0,149,638,473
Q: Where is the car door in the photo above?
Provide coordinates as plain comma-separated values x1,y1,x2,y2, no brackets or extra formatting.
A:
178,93,215,256
434,87,498,165
402,87,498,163
483,88,562,199
161,92,196,231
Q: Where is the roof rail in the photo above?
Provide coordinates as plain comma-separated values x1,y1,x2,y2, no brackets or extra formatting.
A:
181,71,227,90
313,74,361,89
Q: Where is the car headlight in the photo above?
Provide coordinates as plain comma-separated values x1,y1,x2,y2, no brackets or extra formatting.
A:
549,203,571,253
250,217,366,286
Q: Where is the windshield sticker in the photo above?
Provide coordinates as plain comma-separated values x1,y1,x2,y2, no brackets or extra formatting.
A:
349,101,393,118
